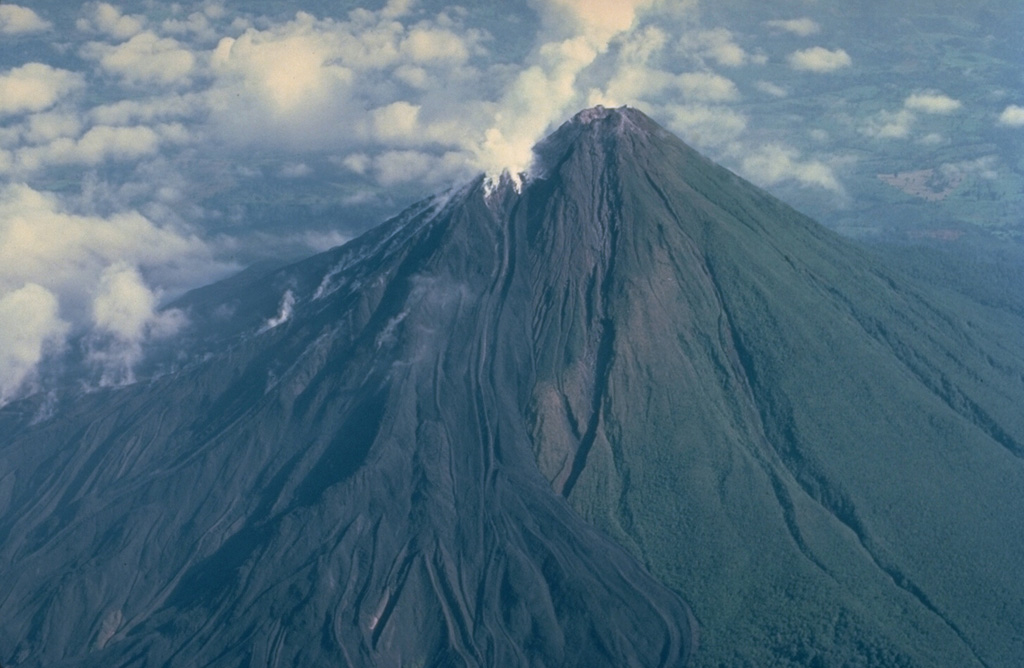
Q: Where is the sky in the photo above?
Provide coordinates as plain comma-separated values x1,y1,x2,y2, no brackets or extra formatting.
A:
0,0,1021,403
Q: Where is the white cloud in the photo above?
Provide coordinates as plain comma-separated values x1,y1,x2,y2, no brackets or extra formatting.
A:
861,92,962,140
371,101,422,142
77,2,145,40
741,143,842,192
686,28,749,67
83,32,197,85
401,27,472,63
89,93,205,125
0,64,84,116
618,24,669,64
22,112,85,145
206,14,358,146
0,284,67,404
940,156,999,181
0,4,51,34
764,18,820,37
662,104,747,146
279,162,312,178
160,6,224,43
89,263,185,386
677,72,739,102
755,81,788,98
861,108,915,139
16,125,163,170
0,184,218,314
591,64,672,107
539,0,660,45
904,92,961,114
340,153,371,174
372,149,468,186
998,104,1024,127
0,184,226,397
787,46,851,72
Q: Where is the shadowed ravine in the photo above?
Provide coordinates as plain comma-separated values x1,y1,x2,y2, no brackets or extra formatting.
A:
1,107,1022,667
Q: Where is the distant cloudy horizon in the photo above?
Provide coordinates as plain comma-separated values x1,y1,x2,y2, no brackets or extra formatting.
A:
0,0,1021,403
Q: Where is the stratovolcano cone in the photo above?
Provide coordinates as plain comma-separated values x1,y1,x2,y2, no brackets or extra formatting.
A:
1,106,1022,668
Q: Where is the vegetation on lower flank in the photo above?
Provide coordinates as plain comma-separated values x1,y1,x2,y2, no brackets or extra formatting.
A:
528,109,1024,667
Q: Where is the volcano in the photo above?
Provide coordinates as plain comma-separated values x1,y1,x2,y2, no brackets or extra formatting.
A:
1,106,1022,667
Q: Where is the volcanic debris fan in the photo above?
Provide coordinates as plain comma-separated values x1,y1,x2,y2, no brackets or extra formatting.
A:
1,106,1022,668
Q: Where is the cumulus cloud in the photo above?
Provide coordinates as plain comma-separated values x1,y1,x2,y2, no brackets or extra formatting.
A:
14,125,167,171
0,64,84,116
764,18,820,36
861,91,962,140
206,12,374,149
203,2,488,150
939,155,999,181
160,4,226,43
372,149,469,186
861,108,915,139
0,184,227,396
685,28,750,67
0,284,67,403
662,104,747,146
88,264,186,386
77,2,146,40
592,67,739,109
904,92,961,114
0,184,215,298
88,93,205,125
82,32,197,85
371,101,422,142
997,104,1024,127
787,47,851,72
677,72,739,102
22,112,85,145
741,143,842,192
402,26,473,63
0,4,52,34
755,81,788,98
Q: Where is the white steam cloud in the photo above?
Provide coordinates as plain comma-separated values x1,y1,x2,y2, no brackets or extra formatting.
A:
474,0,662,181
262,290,296,331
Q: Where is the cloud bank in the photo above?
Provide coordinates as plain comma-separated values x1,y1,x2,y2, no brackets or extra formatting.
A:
0,183,228,399
4,0,952,402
